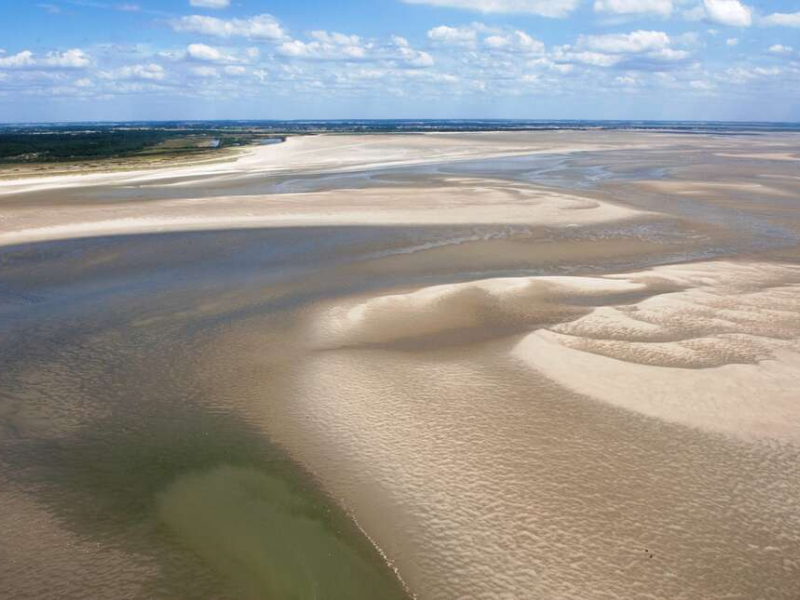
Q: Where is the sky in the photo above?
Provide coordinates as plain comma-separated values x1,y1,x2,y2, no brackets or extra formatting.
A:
0,0,799,122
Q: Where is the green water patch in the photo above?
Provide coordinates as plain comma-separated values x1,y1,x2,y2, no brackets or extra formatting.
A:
158,464,402,599
4,400,409,599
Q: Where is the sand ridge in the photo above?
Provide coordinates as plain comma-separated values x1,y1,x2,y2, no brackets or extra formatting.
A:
309,260,800,441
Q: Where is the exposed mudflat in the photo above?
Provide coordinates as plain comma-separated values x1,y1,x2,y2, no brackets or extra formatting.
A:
1,131,799,599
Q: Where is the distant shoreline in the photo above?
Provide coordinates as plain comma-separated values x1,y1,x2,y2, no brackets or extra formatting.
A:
5,119,800,180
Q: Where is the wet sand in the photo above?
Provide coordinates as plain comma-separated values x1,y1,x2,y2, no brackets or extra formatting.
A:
1,131,800,599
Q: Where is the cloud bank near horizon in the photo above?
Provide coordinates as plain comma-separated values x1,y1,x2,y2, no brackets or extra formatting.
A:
0,0,798,121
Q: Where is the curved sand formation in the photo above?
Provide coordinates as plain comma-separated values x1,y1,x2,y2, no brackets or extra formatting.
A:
0,181,649,248
312,260,800,441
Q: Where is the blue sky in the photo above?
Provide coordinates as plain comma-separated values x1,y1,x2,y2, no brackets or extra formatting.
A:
1,0,799,122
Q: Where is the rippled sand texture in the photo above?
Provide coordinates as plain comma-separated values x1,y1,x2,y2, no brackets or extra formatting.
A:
1,131,800,599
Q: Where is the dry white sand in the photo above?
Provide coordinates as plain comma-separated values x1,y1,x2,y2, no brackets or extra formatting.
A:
0,183,649,248
311,260,800,441
715,152,799,161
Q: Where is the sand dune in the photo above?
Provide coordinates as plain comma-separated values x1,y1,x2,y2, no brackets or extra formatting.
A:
311,259,800,440
313,275,651,348
515,261,800,440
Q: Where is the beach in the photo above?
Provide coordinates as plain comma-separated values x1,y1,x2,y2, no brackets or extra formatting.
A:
1,130,799,599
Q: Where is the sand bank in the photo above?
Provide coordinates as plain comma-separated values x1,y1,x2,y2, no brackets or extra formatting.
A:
0,182,653,248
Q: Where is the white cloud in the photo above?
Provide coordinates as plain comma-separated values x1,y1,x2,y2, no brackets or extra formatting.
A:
721,65,782,83
615,74,640,86
0,51,35,68
224,65,247,76
769,44,793,54
392,36,410,48
726,37,738,45
578,30,671,54
190,43,258,64
760,12,800,28
105,63,166,81
398,46,435,67
564,51,622,67
278,31,368,60
402,0,579,18
0,48,90,69
563,30,691,69
647,47,690,60
189,0,230,8
703,0,752,27
428,25,478,45
170,14,287,40
484,35,508,48
484,30,544,54
190,65,219,77
594,0,673,17
530,58,574,73
186,43,229,62
683,5,707,21
310,31,362,46
689,79,715,90
43,49,91,68
386,36,435,67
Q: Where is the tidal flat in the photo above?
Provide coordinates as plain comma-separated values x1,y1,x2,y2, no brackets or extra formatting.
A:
1,131,799,599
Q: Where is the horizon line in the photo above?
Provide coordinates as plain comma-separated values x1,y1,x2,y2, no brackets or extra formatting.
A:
2,118,800,127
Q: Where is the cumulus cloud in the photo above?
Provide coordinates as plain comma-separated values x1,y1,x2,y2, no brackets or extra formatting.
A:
189,0,230,8
428,25,479,45
689,79,715,90
278,31,368,60
562,51,622,67
402,0,579,18
0,51,35,68
563,30,690,69
170,14,287,40
190,65,219,77
103,63,166,81
722,65,781,83
186,43,230,62
647,47,690,61
594,0,673,18
8,0,798,113
398,47,435,67
578,30,671,53
383,36,434,67
46,49,92,67
760,12,800,28
186,43,258,65
768,44,793,54
702,0,752,27
484,30,544,54
0,48,90,69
